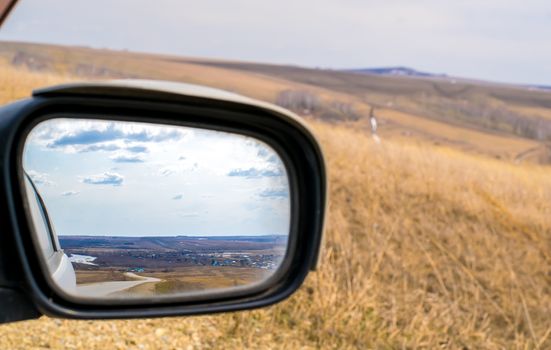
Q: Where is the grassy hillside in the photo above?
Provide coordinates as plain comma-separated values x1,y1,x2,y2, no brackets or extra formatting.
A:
0,42,550,348
2,41,551,164
196,60,551,140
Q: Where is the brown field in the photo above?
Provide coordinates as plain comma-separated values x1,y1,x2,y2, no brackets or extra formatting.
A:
75,270,134,284
75,266,270,297
119,267,268,296
0,42,550,349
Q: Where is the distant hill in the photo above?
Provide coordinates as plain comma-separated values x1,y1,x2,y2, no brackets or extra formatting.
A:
1,40,550,164
344,66,446,78
531,85,551,91
59,235,288,252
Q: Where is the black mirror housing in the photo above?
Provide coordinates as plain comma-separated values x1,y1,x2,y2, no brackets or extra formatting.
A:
0,80,326,322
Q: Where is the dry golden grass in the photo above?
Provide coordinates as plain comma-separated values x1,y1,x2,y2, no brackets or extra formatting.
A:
305,123,551,348
374,108,539,161
0,64,550,349
0,59,76,105
3,42,547,163
508,105,551,121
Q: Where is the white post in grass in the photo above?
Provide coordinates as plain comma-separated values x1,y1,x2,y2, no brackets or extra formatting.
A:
369,107,381,144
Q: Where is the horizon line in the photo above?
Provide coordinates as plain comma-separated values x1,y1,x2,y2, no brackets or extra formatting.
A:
1,39,549,89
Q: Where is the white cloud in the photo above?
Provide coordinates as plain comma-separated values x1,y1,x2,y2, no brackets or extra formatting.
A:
258,188,289,199
61,191,80,196
179,212,200,218
158,162,198,177
26,170,53,186
28,119,188,153
110,153,145,163
81,172,124,186
227,167,283,179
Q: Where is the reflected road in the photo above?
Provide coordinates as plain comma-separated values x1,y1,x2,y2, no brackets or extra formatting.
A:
76,273,161,297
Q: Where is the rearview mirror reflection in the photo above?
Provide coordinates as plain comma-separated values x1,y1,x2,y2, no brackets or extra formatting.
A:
22,118,291,301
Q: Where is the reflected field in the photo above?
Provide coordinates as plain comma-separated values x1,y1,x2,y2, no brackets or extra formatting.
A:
63,235,288,297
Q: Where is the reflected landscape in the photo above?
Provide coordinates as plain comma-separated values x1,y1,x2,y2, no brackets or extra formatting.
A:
22,118,291,299
62,235,288,297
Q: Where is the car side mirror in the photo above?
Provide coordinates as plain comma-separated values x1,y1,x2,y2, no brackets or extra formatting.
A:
0,80,326,322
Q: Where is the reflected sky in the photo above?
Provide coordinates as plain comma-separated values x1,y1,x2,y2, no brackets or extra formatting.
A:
23,119,291,237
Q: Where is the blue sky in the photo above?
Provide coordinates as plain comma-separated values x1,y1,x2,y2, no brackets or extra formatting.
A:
23,119,291,237
1,0,550,85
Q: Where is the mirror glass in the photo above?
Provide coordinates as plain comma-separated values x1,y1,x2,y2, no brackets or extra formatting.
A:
22,117,291,300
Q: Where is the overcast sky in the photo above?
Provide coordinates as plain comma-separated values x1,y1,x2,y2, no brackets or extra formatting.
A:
1,0,550,85
23,119,290,237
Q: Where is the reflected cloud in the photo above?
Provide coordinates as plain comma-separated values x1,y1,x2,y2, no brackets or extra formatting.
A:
80,143,121,153
81,172,124,186
49,125,123,146
159,162,198,176
27,170,53,186
227,167,283,178
256,147,282,165
48,124,185,147
61,191,80,197
257,148,270,158
110,154,145,163
126,145,148,153
37,121,188,154
267,155,280,164
258,188,289,199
